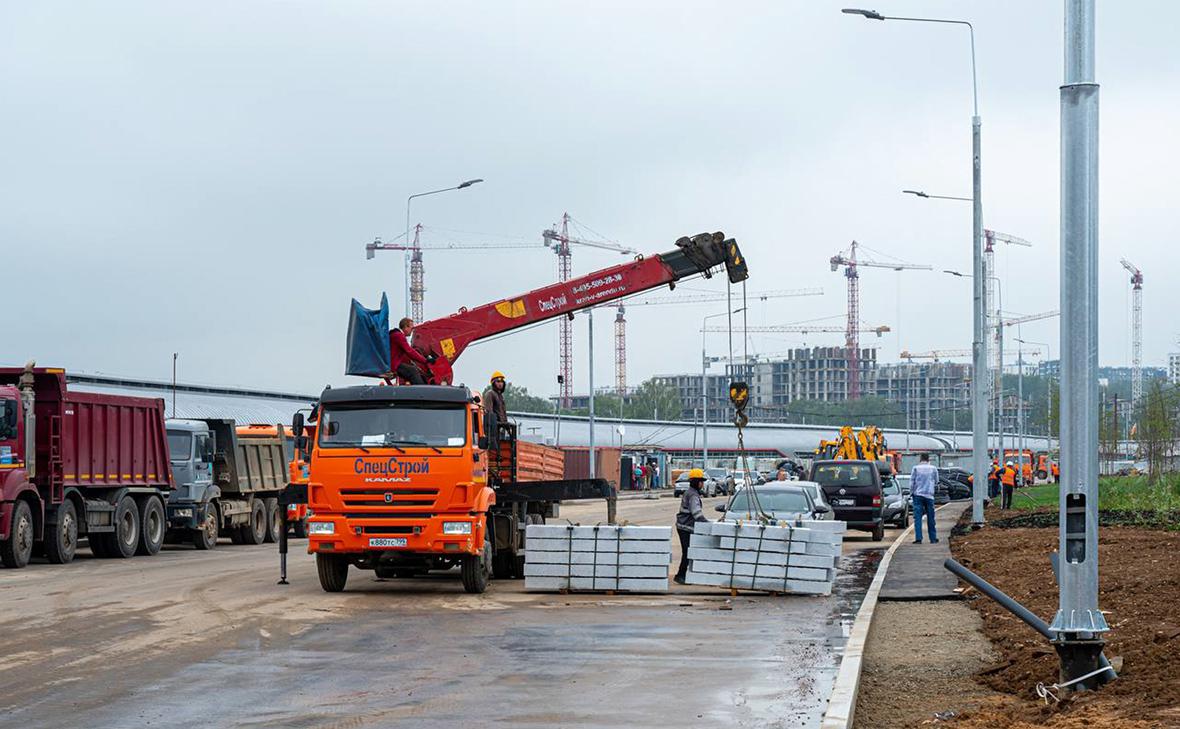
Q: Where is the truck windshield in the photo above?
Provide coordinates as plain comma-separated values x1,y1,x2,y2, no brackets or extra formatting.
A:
167,431,192,461
319,403,466,449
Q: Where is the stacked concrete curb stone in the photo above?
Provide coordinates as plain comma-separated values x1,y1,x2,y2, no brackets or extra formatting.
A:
685,520,845,595
523,524,671,592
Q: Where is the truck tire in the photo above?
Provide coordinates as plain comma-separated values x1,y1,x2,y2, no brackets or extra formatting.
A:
0,500,35,568
136,496,165,556
44,500,79,564
461,536,492,594
316,553,349,592
240,500,267,545
872,521,885,542
110,494,140,558
192,503,219,550
263,498,280,544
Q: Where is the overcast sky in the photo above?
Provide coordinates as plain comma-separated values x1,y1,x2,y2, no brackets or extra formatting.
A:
3,2,1177,398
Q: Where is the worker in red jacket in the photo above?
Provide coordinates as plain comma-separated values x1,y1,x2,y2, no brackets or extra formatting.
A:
391,317,432,385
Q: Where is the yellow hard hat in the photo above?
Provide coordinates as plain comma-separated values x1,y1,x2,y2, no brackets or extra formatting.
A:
688,468,706,480
490,371,506,382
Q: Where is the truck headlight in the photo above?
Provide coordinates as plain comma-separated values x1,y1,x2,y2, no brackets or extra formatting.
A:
308,521,335,535
173,508,193,518
442,521,472,535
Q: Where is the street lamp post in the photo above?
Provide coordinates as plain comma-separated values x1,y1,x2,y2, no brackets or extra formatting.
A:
844,8,985,525
404,179,484,315
701,309,744,469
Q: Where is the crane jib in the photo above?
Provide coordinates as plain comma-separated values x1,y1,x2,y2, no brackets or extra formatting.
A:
362,231,748,384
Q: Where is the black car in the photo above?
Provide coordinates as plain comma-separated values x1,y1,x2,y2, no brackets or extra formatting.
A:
809,459,885,541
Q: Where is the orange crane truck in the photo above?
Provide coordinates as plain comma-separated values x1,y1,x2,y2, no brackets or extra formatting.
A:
288,231,748,593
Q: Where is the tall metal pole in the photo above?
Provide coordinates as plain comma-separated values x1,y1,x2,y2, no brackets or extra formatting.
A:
997,316,1004,464
1051,0,1108,687
971,110,987,525
1018,344,1025,484
701,330,709,469
588,308,596,478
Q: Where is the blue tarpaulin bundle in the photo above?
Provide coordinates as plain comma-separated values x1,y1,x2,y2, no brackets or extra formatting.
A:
345,293,391,377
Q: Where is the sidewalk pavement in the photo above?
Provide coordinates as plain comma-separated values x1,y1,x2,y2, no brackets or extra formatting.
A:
878,500,972,601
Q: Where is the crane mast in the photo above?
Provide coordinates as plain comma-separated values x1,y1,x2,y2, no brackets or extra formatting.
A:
1121,258,1143,408
829,240,930,399
541,214,638,408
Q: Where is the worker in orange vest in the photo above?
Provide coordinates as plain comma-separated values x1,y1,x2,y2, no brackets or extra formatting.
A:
987,460,1001,500
1051,461,1060,484
1000,461,1017,509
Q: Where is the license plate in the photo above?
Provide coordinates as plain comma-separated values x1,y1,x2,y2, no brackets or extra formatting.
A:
368,537,407,548
835,498,856,506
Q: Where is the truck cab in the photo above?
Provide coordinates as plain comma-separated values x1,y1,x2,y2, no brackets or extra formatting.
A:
165,419,219,546
305,384,496,593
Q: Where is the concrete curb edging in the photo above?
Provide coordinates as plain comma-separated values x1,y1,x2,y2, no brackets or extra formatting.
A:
819,505,948,729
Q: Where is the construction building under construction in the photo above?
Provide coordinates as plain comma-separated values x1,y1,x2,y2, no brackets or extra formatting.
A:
874,362,970,431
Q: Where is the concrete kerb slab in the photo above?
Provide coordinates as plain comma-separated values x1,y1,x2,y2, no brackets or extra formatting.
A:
819,504,950,729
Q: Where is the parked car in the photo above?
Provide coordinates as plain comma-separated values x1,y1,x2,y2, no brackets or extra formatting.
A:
936,476,972,504
809,460,886,541
714,484,831,522
881,474,910,528
732,470,766,490
793,480,835,516
707,468,736,495
895,474,911,495
673,471,719,498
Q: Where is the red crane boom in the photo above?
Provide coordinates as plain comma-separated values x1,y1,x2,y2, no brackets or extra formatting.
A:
407,232,747,385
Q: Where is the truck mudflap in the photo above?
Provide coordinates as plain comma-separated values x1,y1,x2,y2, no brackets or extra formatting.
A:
494,478,611,504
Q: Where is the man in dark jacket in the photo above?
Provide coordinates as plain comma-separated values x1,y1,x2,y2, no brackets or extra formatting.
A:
390,317,432,385
674,469,709,584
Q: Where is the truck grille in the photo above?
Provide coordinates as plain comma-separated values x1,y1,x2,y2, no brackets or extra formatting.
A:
340,487,439,509
361,525,414,535
343,512,434,520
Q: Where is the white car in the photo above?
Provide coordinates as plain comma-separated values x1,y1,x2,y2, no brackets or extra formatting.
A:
714,484,832,522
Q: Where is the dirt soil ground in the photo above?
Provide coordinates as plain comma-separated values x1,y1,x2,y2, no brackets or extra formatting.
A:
948,513,1180,728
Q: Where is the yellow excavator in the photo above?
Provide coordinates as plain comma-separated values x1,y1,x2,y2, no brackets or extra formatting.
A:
815,425,897,470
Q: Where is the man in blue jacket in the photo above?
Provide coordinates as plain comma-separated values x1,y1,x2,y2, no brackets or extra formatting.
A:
909,454,939,544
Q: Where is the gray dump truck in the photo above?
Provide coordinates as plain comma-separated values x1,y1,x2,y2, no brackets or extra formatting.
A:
165,418,289,549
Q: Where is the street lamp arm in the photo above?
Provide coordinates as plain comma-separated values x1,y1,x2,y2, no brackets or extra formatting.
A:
843,12,978,116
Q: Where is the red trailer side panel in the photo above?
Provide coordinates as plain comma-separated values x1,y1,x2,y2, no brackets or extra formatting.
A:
61,392,172,490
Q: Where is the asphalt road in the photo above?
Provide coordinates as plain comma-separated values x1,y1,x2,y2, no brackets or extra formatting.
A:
0,493,896,729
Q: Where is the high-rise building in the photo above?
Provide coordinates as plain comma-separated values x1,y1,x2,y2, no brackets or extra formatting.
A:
1169,352,1180,385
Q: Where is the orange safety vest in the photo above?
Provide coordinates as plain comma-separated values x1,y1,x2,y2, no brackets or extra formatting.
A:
1001,467,1016,487
1051,462,1060,476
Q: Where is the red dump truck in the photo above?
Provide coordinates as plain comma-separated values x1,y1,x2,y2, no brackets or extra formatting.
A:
0,363,174,568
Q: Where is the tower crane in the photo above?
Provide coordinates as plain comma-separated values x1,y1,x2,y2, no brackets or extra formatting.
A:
542,213,639,408
901,348,1040,361
1120,258,1144,408
366,225,537,322
829,241,931,398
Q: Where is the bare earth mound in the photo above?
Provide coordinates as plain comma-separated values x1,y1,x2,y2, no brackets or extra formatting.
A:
950,522,1180,728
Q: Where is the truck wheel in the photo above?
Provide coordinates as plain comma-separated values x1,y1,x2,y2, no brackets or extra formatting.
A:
316,553,349,592
136,496,165,556
872,521,885,542
240,500,267,545
111,495,140,558
292,517,308,539
461,536,492,594
45,500,79,564
192,504,219,550
263,498,280,543
0,500,35,568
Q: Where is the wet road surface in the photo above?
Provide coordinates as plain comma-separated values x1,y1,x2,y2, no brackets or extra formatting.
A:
0,493,890,728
